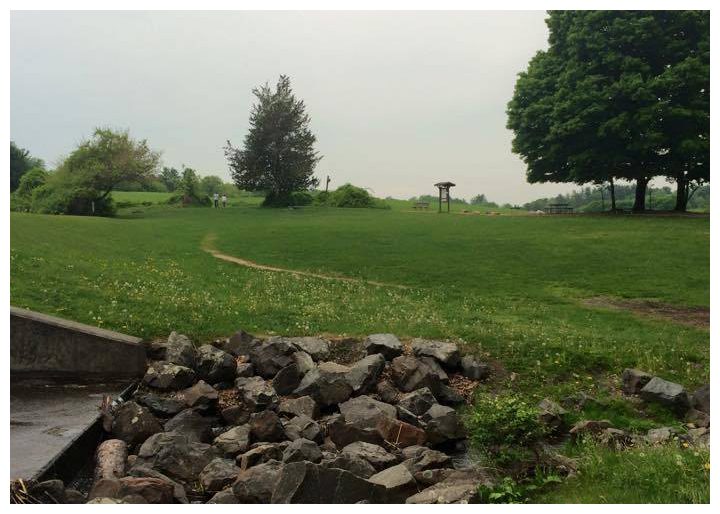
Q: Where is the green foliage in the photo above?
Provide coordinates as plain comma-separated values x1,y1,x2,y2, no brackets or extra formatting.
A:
169,167,210,206
479,474,564,504
199,175,225,196
160,167,181,192
289,190,313,206
327,184,373,208
10,142,44,192
225,75,321,204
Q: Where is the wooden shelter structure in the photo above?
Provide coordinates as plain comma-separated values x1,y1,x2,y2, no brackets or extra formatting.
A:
434,181,456,213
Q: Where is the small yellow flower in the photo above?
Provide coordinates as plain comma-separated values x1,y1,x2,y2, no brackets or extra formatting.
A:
704,463,710,471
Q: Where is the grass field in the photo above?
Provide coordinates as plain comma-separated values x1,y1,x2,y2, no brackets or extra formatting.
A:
9,199,710,502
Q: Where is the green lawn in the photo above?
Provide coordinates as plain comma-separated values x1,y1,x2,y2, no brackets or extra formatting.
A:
9,203,709,502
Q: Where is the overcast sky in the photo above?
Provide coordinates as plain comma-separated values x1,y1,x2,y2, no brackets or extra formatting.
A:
11,10,583,204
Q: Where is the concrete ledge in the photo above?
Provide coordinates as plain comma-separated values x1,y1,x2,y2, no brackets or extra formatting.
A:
10,306,147,383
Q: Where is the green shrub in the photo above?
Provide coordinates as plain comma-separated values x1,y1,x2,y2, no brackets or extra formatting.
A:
289,190,313,206
31,181,116,216
330,184,373,208
314,190,330,205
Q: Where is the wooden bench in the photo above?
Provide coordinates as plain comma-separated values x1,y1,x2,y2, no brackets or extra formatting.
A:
413,201,430,210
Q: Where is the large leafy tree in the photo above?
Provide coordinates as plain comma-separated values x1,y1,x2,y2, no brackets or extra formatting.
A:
224,75,321,206
508,11,709,211
10,142,44,192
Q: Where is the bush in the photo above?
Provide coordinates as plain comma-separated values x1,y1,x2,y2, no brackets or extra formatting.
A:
31,181,116,216
12,167,47,211
289,190,313,206
330,184,373,208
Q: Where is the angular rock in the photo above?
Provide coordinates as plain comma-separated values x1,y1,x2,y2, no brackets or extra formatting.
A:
272,363,303,395
342,441,397,470
402,449,452,473
397,406,421,427
225,330,258,357
433,383,465,406
236,443,287,470
294,362,353,407
422,405,465,444
339,395,397,429
213,425,251,457
236,363,254,378
146,341,168,361
143,362,196,391
292,351,316,375
365,333,404,360
346,354,386,394
232,460,283,503
692,384,710,414
117,476,175,504
621,368,654,395
646,426,677,444
86,497,126,504
195,344,237,384
377,380,400,404
165,332,197,368
411,339,460,368
283,438,323,463
236,376,279,411
181,380,218,409
390,356,446,393
405,470,492,504
376,416,428,448
640,377,691,414
111,401,162,447
164,409,214,443
284,414,322,443
413,468,456,487
459,355,491,381
369,463,419,503
537,398,567,429
207,489,240,503
327,415,386,449
686,408,710,428
322,453,376,479
599,427,632,449
397,387,438,417
250,411,287,442
135,432,220,484
29,479,66,504
401,445,428,460
200,458,240,492
126,466,188,504
137,394,185,417
569,419,612,438
288,336,330,361
221,405,251,426
278,396,319,419
249,338,297,378
271,461,387,503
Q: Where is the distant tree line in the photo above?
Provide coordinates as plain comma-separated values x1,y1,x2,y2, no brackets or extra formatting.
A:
507,11,709,212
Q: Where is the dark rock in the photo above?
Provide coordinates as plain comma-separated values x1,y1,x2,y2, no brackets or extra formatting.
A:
376,416,428,448
165,332,197,368
422,405,465,444
88,479,120,501
322,453,377,479
249,338,297,378
537,398,567,429
369,463,419,503
207,489,239,503
221,405,252,425
236,363,255,378
147,341,167,361
284,414,322,443
200,458,240,492
406,470,493,504
213,425,251,457
327,415,386,449
402,449,452,473
288,336,330,361
126,466,188,503
180,380,218,409
413,468,456,487
569,419,612,438
390,356,446,393
232,460,283,503
195,344,237,383
411,339,460,368
278,396,319,419
29,479,66,504
111,401,162,446
401,445,428,460
342,441,396,470
283,438,323,463
117,477,175,504
225,330,258,357
397,406,421,426
339,395,397,429
621,368,653,395
346,354,386,394
236,443,287,469
250,411,287,442
434,383,465,406
599,428,633,449
135,432,221,484
459,355,491,381
271,461,388,503
236,376,279,411
640,377,691,414
294,362,353,407
364,333,404,360
398,387,438,416
137,394,185,417
272,363,303,395
377,380,400,404
143,362,196,391
64,489,85,504
692,384,710,414
686,408,710,428
164,409,215,443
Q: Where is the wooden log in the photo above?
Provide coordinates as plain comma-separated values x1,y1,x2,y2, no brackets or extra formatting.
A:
93,439,128,482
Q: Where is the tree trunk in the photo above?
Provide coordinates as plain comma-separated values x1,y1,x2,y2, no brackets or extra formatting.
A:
609,177,616,211
633,177,649,212
674,174,689,212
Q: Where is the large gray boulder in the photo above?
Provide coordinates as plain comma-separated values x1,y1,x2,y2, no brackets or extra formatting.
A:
411,339,460,369
369,463,419,503
390,356,447,393
180,380,218,409
339,395,397,429
364,333,403,360
224,330,258,357
288,337,330,361
250,411,287,443
126,466,188,503
405,470,492,504
622,368,653,395
135,432,221,484
271,461,388,503
249,338,297,378
165,332,197,368
397,387,438,417
294,362,353,407
292,351,316,375
236,376,279,411
283,414,322,443
199,458,240,492
459,355,491,381
213,425,251,457
207,489,239,503
236,443,288,470
232,460,283,503
322,453,376,479
282,438,322,463
164,409,215,443
341,441,397,470
143,362,196,391
195,344,237,384
272,363,303,395
346,354,386,394
137,394,185,418
111,401,162,446
327,415,386,449
402,448,452,473
278,396,319,419
422,404,466,444
640,377,691,414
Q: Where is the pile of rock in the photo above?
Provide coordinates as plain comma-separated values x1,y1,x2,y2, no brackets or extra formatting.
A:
71,332,493,504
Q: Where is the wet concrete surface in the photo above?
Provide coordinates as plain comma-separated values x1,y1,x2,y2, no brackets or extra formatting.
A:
10,382,127,480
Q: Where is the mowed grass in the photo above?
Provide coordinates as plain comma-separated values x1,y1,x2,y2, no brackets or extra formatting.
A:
9,203,709,502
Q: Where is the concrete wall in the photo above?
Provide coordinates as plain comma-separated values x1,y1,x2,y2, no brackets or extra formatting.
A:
10,306,146,383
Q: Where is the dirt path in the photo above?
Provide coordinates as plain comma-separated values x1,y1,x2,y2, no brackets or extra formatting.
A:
581,296,709,329
202,233,409,289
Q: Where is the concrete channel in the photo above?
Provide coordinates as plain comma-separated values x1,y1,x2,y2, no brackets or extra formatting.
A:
9,307,146,483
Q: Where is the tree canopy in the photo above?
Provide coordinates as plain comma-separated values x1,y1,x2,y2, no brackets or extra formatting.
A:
10,142,44,192
224,75,321,206
507,10,709,211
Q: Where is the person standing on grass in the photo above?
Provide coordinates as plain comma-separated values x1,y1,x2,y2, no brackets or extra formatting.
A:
222,193,227,208
213,192,219,208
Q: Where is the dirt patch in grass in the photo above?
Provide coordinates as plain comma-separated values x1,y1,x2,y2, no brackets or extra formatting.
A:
582,296,709,329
